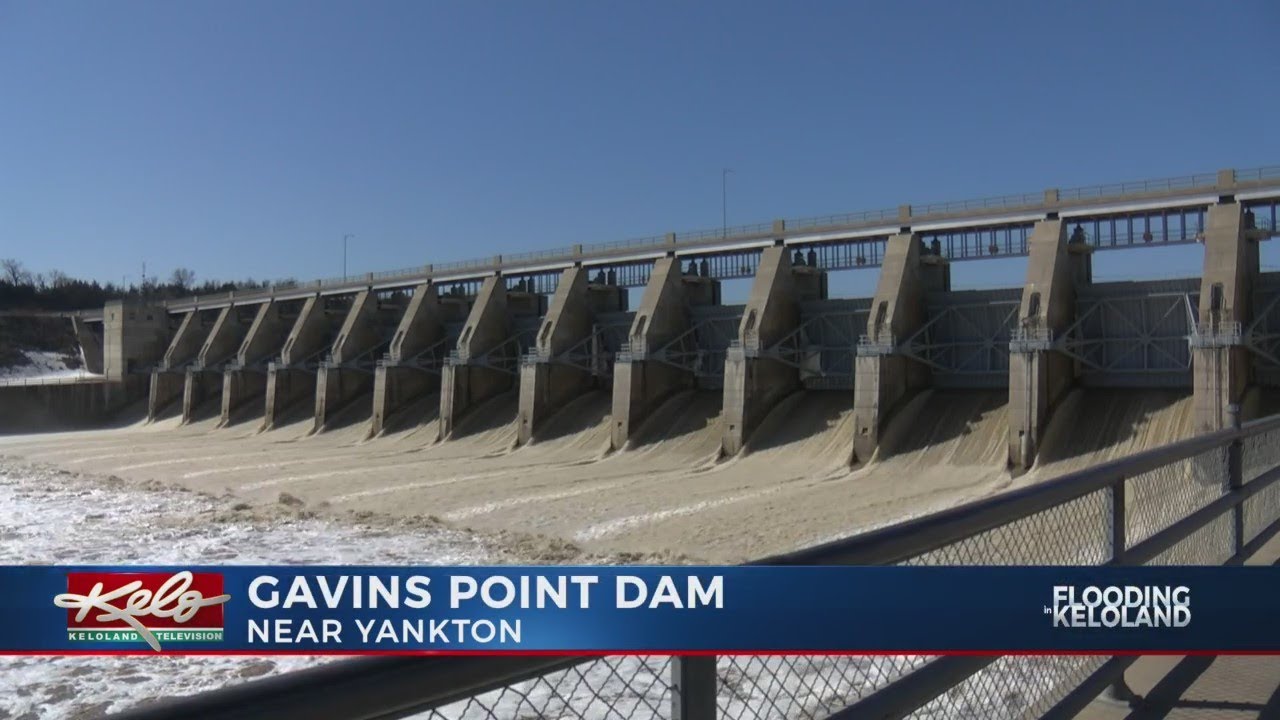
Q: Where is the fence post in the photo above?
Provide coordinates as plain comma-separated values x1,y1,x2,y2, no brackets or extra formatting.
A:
1102,479,1138,705
671,656,717,720
1110,479,1126,565
1228,403,1244,553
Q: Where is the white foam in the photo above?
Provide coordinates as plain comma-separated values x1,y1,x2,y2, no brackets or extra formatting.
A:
575,486,785,542
0,462,495,718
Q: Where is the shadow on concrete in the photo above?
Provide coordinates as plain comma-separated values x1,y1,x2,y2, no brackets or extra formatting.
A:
379,391,440,435
532,390,611,444
320,391,373,432
879,389,1009,460
220,395,266,429
449,392,518,440
185,394,222,425
744,390,852,455
628,390,721,450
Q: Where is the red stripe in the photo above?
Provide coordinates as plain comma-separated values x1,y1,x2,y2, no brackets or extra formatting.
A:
0,649,1277,656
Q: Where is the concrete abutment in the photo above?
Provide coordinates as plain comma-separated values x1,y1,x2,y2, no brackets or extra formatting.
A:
263,295,341,431
722,241,828,455
610,256,721,450
439,277,544,440
370,282,454,436
221,300,295,426
851,233,950,463
182,306,252,423
148,310,215,421
517,267,626,444
314,290,406,433
1193,202,1259,432
1008,219,1093,470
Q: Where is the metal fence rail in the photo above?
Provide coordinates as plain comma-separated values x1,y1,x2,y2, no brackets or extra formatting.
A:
0,372,105,387
114,412,1280,720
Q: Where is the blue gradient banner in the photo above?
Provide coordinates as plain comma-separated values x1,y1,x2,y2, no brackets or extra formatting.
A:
2,566,1277,654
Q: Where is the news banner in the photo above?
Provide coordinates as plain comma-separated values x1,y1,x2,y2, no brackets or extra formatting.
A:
2,566,1277,654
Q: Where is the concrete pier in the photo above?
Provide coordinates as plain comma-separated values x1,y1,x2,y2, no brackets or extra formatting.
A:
852,233,950,463
148,310,214,421
181,306,250,423
610,256,721,450
314,290,404,432
264,295,339,430
1193,202,1258,431
220,301,295,426
370,283,453,436
517,267,626,444
439,277,543,439
1008,219,1093,469
72,316,104,375
721,243,827,455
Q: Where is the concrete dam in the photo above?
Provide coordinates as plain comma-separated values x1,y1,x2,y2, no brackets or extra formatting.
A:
3,166,1279,561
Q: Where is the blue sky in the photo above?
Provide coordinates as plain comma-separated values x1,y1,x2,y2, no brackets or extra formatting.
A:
1,0,1277,299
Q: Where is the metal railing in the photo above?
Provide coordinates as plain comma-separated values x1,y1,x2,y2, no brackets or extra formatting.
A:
113,410,1280,720
0,371,105,387
138,164,1280,314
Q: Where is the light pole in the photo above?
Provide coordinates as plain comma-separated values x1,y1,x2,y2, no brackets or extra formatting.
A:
722,168,733,238
343,234,354,280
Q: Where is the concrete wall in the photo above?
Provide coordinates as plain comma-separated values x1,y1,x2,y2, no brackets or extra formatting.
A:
517,267,626,444
182,306,252,424
852,233,945,463
161,311,212,371
0,377,146,433
197,307,250,368
371,282,449,436
439,277,513,439
102,300,170,381
220,300,294,426
264,295,339,430
1008,219,1092,469
315,290,406,432
610,256,721,450
149,310,216,421
721,244,827,455
238,301,294,367
148,370,186,421
1194,202,1257,431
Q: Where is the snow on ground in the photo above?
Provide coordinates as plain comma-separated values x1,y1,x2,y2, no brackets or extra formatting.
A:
0,351,97,385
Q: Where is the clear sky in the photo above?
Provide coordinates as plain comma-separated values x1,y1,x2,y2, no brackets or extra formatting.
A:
1,0,1277,298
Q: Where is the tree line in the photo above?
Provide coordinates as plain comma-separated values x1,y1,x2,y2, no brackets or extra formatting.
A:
0,259,291,311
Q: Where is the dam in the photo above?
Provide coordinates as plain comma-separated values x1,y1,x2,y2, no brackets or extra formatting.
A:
2,165,1280,562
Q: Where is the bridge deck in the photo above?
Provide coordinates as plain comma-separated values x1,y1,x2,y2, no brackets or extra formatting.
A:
1080,533,1280,720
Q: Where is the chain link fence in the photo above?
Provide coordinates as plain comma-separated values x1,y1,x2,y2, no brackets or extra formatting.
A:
392,418,1280,720
114,415,1280,720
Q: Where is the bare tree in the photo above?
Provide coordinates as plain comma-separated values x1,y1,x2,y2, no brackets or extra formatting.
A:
1,258,31,285
170,267,196,289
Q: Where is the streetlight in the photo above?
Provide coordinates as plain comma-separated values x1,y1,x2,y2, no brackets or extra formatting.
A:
343,234,355,280
722,168,733,238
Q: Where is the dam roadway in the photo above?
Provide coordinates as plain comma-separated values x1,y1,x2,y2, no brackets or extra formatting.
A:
3,165,1280,562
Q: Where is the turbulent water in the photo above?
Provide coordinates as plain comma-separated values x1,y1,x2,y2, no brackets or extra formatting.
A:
0,384,1209,718
0,462,498,720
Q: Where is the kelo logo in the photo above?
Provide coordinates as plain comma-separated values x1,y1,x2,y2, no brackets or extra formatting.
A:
54,571,231,651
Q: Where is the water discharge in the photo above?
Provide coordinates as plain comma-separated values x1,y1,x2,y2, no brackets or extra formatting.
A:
0,384,1213,717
